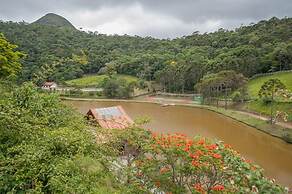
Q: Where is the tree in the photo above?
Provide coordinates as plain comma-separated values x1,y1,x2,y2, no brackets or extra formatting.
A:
102,76,135,98
271,43,292,71
196,70,247,105
107,127,285,193
258,78,286,124
0,83,125,193
0,33,25,78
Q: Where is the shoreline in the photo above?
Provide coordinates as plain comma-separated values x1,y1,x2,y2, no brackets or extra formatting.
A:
61,96,291,143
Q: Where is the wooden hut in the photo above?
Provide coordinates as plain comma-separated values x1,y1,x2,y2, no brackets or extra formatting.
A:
86,106,133,129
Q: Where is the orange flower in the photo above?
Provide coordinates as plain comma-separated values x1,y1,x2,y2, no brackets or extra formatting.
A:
191,160,200,167
224,143,231,149
245,159,251,163
176,143,183,147
190,153,199,160
212,185,224,191
212,153,222,159
193,183,204,192
184,146,190,152
207,144,217,150
187,140,193,144
197,138,205,145
195,150,203,156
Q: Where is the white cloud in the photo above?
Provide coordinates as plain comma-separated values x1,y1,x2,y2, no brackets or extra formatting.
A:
1,0,291,38
65,3,224,38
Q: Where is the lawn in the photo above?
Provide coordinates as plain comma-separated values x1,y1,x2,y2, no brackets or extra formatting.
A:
245,71,292,122
206,105,291,142
247,71,292,99
246,100,292,121
66,74,138,87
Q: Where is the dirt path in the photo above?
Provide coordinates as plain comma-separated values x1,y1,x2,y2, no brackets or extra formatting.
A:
234,110,292,129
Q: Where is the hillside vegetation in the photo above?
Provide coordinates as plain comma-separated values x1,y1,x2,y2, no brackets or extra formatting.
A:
0,16,291,93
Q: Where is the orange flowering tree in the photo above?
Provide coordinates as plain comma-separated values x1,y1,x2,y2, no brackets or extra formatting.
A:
109,128,285,193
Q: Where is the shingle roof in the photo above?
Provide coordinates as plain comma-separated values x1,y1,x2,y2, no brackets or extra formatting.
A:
42,82,56,87
87,106,133,129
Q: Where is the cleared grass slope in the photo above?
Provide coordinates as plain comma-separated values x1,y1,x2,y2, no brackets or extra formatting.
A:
246,71,292,122
247,71,292,98
66,74,138,87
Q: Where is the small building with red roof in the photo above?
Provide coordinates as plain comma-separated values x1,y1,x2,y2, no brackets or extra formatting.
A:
87,106,134,129
41,81,57,91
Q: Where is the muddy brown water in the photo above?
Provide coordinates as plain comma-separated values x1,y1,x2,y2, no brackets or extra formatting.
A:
64,100,292,187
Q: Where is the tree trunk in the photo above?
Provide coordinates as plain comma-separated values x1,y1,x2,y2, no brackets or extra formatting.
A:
270,90,274,124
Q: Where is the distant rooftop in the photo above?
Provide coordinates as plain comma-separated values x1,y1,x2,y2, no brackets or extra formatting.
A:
42,81,56,86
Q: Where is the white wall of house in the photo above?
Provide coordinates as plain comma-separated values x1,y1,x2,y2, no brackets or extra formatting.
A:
41,83,57,90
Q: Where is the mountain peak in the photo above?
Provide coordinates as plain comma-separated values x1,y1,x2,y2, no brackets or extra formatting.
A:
33,13,76,29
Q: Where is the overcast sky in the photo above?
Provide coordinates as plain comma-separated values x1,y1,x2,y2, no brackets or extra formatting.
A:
0,0,291,38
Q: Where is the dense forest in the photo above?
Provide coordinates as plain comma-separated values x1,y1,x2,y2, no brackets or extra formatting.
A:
0,16,291,92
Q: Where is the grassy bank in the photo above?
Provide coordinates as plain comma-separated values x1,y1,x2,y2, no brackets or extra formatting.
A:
205,106,291,142
245,100,292,121
245,71,292,124
65,74,138,87
247,71,292,98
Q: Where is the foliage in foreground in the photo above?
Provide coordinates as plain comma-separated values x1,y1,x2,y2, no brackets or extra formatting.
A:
104,127,286,194
0,83,124,193
0,83,286,193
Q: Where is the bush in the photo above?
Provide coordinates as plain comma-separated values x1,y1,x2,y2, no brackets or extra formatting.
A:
102,76,135,98
231,91,241,102
137,80,147,89
107,128,285,194
69,88,83,96
88,91,95,96
282,129,292,143
0,83,121,193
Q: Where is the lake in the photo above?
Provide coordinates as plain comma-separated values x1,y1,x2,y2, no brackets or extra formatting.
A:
64,100,292,187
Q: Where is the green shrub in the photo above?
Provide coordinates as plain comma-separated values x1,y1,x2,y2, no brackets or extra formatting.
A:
0,83,120,193
102,76,135,98
282,129,292,143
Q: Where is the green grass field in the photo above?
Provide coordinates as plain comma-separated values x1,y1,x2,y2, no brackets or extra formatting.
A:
66,74,138,87
246,100,292,121
245,71,292,122
247,71,292,98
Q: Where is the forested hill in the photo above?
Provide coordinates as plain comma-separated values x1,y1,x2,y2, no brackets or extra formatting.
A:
0,16,291,91
33,13,76,29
